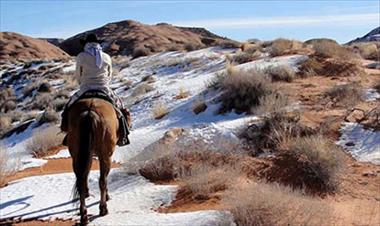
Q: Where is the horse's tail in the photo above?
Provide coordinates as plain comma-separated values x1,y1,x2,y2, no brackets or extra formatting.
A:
73,110,98,202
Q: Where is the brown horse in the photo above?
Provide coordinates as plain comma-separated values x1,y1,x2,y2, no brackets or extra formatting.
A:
67,98,118,225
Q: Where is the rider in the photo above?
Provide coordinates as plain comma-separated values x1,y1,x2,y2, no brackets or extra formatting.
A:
60,33,130,146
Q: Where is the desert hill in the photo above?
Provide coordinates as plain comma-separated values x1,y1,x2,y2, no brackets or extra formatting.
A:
348,26,380,44
59,20,233,57
0,32,70,62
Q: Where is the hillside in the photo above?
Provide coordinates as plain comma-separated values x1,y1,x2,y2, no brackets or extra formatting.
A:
0,32,70,62
59,20,233,57
348,26,380,44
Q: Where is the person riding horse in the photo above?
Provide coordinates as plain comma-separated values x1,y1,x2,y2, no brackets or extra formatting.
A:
61,33,130,146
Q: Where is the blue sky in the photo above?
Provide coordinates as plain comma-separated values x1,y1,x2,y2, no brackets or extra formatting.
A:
0,0,379,43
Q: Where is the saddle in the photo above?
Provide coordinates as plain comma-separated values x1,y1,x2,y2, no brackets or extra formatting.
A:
61,90,130,146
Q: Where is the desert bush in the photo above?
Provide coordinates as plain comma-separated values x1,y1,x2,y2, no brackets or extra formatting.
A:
270,38,303,56
218,40,242,49
52,98,67,111
216,67,274,114
132,47,151,59
182,164,239,200
223,181,332,226
174,87,190,100
0,87,14,102
298,56,364,77
31,93,53,110
266,65,295,82
375,80,380,93
232,51,261,64
241,42,263,54
37,108,60,125
22,82,39,97
132,82,155,97
312,40,356,60
289,135,343,191
167,44,180,51
254,92,290,116
240,112,313,152
192,99,207,115
37,82,52,93
27,126,64,158
1,100,17,113
0,145,20,187
352,43,379,60
184,42,202,52
152,102,169,119
325,82,363,108
0,115,12,136
141,75,156,83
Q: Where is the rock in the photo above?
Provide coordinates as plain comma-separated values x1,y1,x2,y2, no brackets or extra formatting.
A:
163,128,185,144
362,171,377,177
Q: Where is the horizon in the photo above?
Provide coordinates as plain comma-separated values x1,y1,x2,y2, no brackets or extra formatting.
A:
0,0,379,43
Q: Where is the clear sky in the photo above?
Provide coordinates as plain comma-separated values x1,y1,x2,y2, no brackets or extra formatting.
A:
0,0,379,43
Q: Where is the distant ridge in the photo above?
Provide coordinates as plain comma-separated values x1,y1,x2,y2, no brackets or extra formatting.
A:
59,20,233,57
347,27,380,44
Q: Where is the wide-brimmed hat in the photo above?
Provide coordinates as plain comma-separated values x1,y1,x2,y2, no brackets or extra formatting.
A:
80,33,103,46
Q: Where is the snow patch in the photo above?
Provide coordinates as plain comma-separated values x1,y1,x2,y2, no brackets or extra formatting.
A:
363,88,380,102
337,122,380,165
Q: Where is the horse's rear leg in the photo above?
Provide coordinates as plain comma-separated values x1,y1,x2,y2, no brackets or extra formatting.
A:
99,156,111,216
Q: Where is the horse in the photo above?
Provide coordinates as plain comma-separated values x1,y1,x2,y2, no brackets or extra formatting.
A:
67,98,118,225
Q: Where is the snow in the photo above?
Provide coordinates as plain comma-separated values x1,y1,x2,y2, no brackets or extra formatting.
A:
337,122,380,165
0,169,235,225
44,149,71,159
363,88,380,102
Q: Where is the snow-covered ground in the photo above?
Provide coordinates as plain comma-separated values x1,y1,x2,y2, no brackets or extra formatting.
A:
1,47,379,224
0,169,235,225
337,122,380,165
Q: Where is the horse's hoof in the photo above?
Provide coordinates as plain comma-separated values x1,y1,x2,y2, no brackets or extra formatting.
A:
99,205,108,216
85,192,90,198
80,217,89,226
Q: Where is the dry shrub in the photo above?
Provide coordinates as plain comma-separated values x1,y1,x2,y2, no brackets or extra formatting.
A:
132,47,151,59
1,100,17,113
192,99,207,115
223,181,333,226
325,82,363,108
240,112,313,152
37,108,60,125
0,115,12,136
217,67,274,114
27,126,64,158
0,145,20,187
152,102,169,119
52,98,67,111
351,43,379,60
266,65,295,82
241,42,263,54
218,40,242,49
182,164,239,200
22,82,39,97
312,40,355,60
0,88,14,102
270,38,303,56
174,87,190,100
132,82,155,97
298,56,365,77
184,42,202,52
141,75,156,83
289,135,343,191
254,92,290,116
232,51,261,64
375,80,380,93
31,93,53,110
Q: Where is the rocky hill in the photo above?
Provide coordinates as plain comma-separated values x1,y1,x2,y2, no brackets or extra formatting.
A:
59,20,232,57
348,26,380,44
0,32,70,62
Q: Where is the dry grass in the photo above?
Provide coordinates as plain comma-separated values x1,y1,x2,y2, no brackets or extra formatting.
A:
240,112,313,152
351,43,379,60
182,164,239,200
218,40,242,49
289,135,343,191
312,40,356,60
132,47,151,58
254,92,290,116
141,75,156,83
266,65,296,82
270,38,303,56
298,56,365,77
30,93,53,110
132,82,155,97
216,66,274,114
0,115,12,136
152,102,169,119
223,181,333,226
37,108,60,125
26,126,64,158
325,82,363,108
192,99,207,115
0,145,20,187
184,42,202,52
232,51,261,64
174,87,190,100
